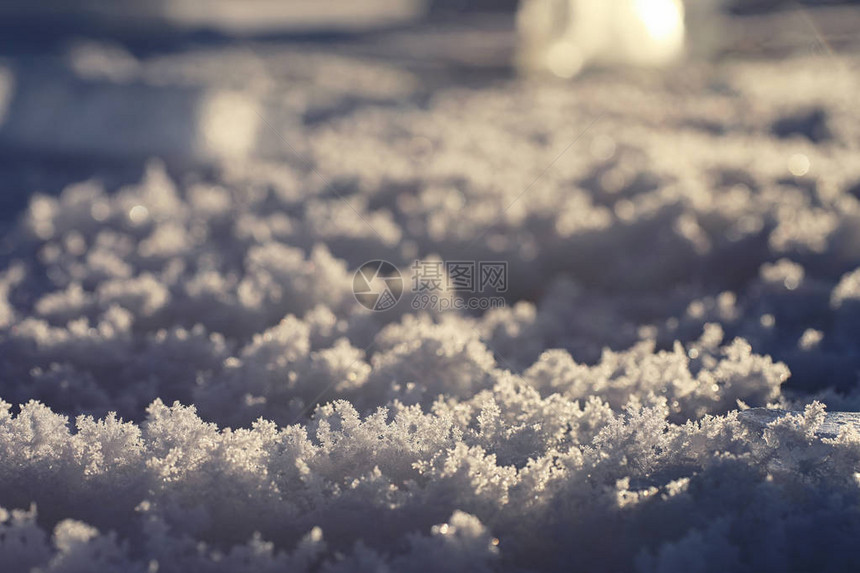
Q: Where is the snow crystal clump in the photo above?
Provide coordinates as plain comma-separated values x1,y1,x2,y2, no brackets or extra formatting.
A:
1,42,860,572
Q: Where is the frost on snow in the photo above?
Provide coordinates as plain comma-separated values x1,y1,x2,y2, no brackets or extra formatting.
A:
2,45,860,572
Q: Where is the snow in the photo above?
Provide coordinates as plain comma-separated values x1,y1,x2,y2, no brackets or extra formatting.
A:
1,4,860,572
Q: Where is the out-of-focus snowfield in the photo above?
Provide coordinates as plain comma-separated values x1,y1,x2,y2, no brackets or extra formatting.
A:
2,1,860,571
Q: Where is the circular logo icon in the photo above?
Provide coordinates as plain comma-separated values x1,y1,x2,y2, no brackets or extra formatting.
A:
353,260,403,311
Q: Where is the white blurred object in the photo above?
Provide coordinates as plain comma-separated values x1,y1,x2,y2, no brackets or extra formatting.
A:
0,70,264,161
516,0,686,77
196,91,261,158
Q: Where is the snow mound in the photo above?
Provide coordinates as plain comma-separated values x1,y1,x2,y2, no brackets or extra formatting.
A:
1,46,860,571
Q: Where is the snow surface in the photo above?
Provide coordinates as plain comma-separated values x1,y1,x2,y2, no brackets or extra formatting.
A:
2,8,860,572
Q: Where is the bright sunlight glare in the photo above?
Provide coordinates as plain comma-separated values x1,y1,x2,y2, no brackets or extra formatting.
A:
632,0,685,43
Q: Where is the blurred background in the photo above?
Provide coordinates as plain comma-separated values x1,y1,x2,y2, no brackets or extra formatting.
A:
1,0,859,226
